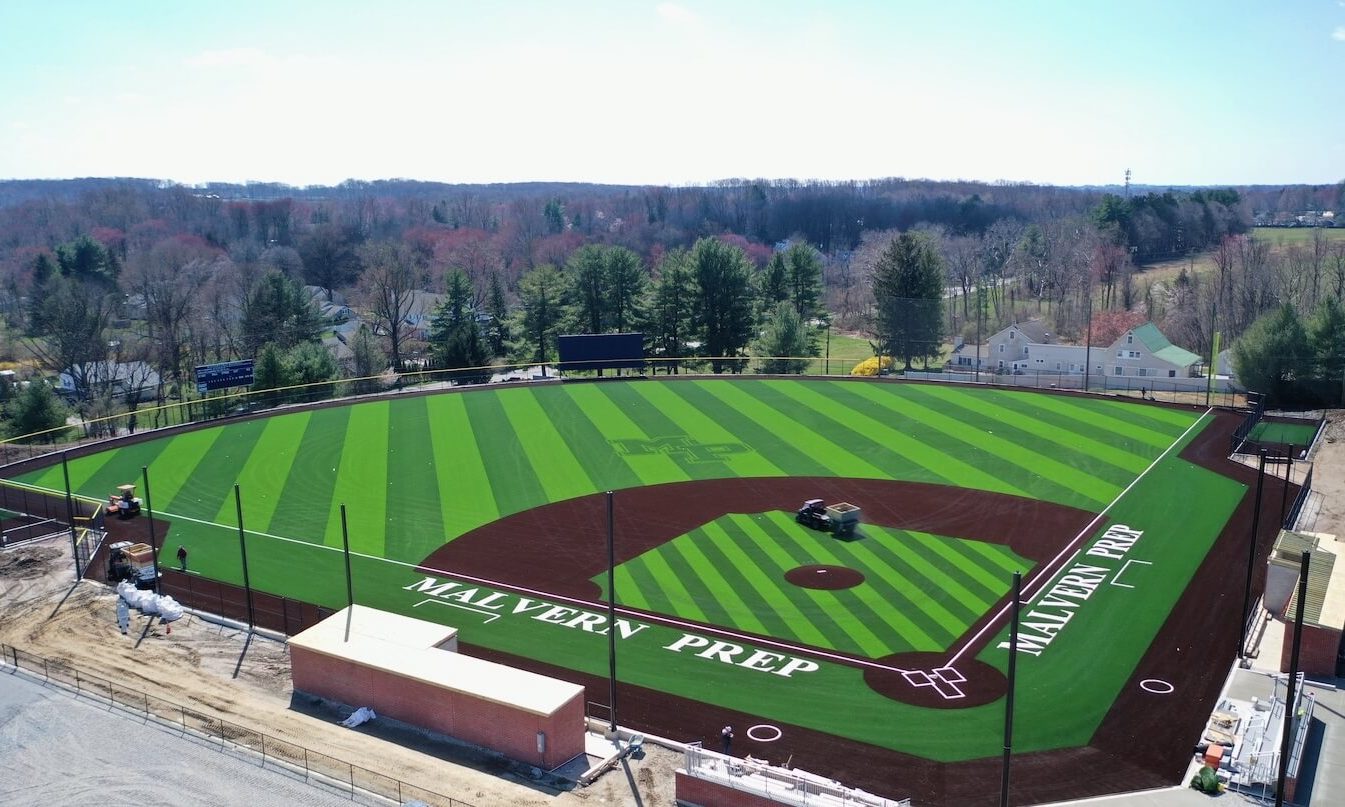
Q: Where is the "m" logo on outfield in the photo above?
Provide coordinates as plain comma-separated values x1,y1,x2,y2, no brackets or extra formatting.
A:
610,436,749,464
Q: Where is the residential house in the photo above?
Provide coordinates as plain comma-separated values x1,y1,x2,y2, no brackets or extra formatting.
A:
57,361,160,402
1105,323,1202,380
963,320,1202,379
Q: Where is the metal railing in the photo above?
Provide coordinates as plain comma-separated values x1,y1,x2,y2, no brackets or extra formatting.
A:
1285,464,1314,530
1,643,478,807
681,742,911,806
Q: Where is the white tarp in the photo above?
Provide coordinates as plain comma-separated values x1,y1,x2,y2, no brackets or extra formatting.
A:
117,581,184,622
339,707,376,728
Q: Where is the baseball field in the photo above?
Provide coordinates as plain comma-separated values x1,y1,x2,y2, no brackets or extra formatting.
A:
8,378,1265,803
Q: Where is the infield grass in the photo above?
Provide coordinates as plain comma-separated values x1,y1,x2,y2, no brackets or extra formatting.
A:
604,511,1034,658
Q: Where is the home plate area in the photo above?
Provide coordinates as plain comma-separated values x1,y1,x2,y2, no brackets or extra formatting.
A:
902,666,967,700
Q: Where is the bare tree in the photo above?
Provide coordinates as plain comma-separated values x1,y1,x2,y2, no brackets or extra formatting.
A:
124,239,219,401
357,242,422,370
24,276,113,405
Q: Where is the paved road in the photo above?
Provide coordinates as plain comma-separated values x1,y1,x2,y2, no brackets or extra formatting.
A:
0,667,360,807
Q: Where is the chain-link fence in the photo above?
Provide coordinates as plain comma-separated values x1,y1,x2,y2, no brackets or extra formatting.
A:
1,643,478,807
0,358,1255,470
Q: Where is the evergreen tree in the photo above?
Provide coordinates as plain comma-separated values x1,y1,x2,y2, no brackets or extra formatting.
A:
430,270,489,383
759,252,789,311
783,242,823,322
240,271,322,356
604,246,647,334
55,235,118,285
3,381,68,442
689,238,756,373
643,249,696,374
27,253,56,333
485,270,510,357
513,265,568,366
567,245,607,334
1233,303,1311,407
1309,296,1345,405
870,232,946,370
285,341,340,401
250,342,289,404
752,302,810,374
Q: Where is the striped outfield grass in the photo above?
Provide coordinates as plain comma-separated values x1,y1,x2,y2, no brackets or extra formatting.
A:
14,379,1202,584
603,511,1034,658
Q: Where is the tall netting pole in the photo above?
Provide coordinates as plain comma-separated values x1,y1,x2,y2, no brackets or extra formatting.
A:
62,452,81,578
1275,550,1310,807
1000,571,1022,807
142,466,159,592
341,503,355,642
234,484,256,631
1240,450,1267,659
606,490,618,736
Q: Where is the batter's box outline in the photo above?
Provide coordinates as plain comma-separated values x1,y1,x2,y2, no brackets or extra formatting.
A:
1109,559,1154,589
901,666,967,700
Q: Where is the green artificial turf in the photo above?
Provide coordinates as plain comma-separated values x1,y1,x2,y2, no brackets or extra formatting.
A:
603,511,1032,658
8,380,1244,762
17,381,1202,569
1247,420,1318,447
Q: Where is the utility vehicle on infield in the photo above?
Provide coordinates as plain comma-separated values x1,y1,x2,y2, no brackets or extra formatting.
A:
797,499,861,538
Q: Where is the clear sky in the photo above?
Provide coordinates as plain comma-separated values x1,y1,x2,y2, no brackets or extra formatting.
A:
1,0,1342,188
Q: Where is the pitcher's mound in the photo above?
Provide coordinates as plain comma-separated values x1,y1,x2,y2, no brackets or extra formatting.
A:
784,564,865,590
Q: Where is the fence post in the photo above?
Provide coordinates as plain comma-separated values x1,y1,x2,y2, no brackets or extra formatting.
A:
74,670,81,693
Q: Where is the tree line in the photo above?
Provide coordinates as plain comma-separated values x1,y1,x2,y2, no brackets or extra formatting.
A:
5,174,1344,439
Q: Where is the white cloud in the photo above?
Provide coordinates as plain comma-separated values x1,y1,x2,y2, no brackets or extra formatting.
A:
656,3,697,25
1333,26,1345,42
184,47,270,69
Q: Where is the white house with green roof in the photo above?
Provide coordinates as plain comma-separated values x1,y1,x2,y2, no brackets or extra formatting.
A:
1106,323,1203,380
966,319,1202,379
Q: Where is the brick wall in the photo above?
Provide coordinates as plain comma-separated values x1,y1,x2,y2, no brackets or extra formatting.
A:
1278,623,1341,678
291,645,584,769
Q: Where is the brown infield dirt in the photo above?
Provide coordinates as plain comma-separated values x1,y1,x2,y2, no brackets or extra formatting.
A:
1,383,1292,806
416,406,1290,806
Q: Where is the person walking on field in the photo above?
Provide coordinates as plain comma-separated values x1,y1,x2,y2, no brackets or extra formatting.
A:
720,725,734,754
177,545,188,571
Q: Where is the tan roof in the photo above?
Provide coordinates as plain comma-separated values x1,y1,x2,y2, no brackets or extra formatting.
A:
289,605,583,717
1273,532,1344,628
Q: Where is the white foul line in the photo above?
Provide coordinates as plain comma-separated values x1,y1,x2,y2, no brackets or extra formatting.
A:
947,407,1213,666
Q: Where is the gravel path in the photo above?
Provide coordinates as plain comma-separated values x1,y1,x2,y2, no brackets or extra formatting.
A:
0,669,359,807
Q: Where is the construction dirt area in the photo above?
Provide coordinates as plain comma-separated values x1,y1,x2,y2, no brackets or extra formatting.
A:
0,540,680,807
2,409,1342,807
